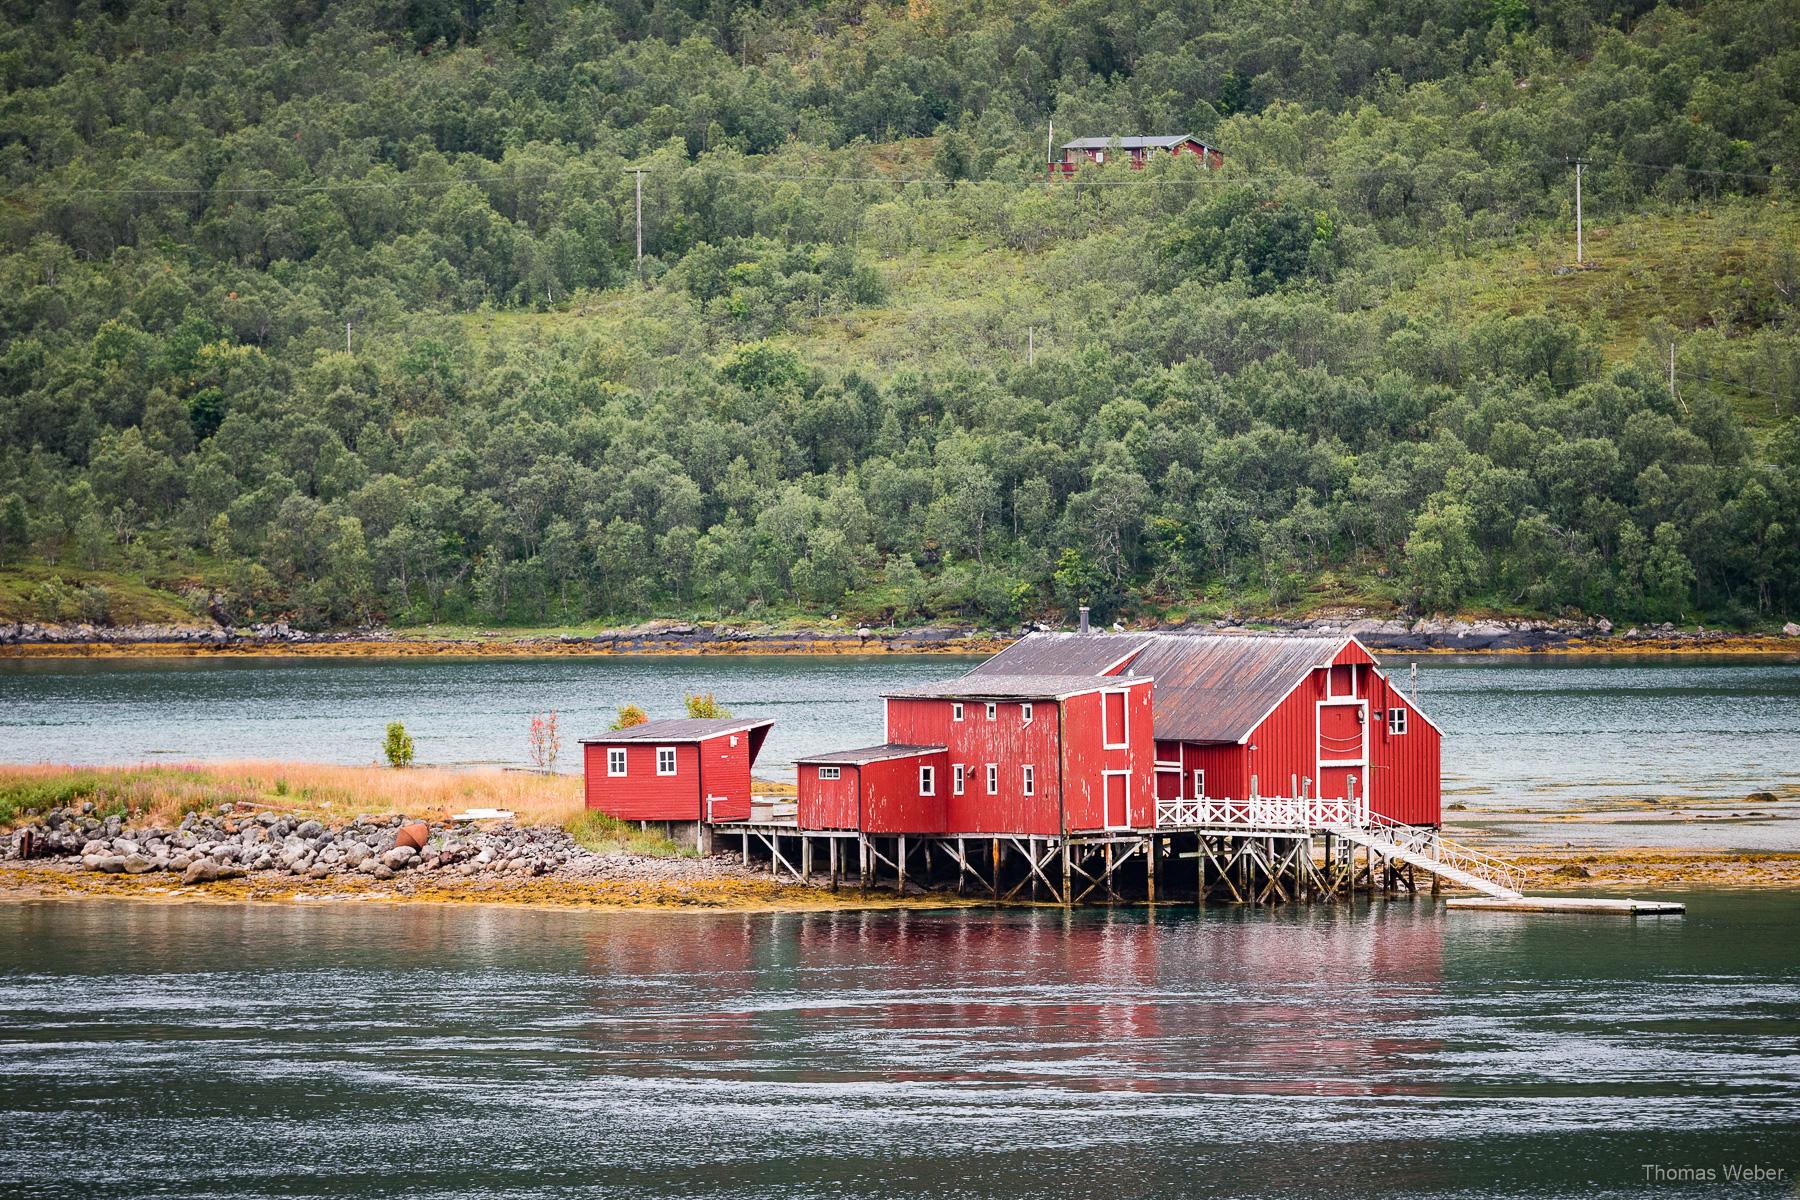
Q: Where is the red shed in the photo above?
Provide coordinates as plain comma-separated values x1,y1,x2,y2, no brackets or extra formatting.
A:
970,633,1442,827
581,717,773,824
795,675,1155,837
1049,134,1224,178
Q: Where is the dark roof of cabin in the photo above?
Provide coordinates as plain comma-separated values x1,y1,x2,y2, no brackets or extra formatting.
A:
580,717,773,744
1061,134,1208,149
970,633,1345,744
798,743,945,765
882,674,1149,701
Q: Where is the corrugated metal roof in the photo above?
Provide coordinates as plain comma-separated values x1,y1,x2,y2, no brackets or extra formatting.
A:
798,743,944,765
580,717,773,744
973,633,1344,743
1062,134,1207,150
882,674,1148,701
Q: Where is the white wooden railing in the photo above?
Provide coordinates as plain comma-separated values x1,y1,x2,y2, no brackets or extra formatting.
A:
1155,795,1357,829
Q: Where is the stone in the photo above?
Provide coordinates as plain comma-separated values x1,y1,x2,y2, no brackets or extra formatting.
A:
296,820,324,839
1596,618,1613,634
83,854,123,872
182,857,219,884
378,846,417,870
343,843,371,867
81,839,109,856
1784,622,1800,638
369,864,395,881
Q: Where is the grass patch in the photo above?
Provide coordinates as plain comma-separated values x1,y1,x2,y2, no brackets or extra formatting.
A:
563,809,690,857
0,564,197,625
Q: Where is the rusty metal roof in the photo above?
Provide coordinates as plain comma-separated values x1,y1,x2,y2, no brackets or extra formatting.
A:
882,674,1149,701
580,717,773,744
798,743,944,765
972,632,1345,743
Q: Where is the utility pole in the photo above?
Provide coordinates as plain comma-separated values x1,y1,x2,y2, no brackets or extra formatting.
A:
1572,158,1588,265
1028,325,1035,366
345,320,352,354
1045,119,1054,185
623,167,644,281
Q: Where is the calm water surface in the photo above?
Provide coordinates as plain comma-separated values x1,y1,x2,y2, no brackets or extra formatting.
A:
0,895,1795,1198
1,653,1796,813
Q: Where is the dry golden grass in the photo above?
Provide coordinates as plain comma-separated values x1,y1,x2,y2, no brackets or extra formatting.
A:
0,760,585,830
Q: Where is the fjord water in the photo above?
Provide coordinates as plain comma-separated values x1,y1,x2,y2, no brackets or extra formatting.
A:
0,895,1796,1199
2,653,1799,812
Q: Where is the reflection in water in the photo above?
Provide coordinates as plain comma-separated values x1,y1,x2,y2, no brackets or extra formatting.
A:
0,898,1796,1198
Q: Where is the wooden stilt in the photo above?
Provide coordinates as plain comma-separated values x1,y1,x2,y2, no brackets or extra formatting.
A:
829,836,839,891
801,835,813,882
1060,840,1072,907
1146,834,1157,906
990,839,1001,899
897,835,907,894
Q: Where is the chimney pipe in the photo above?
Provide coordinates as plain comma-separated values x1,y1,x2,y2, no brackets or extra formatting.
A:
1077,606,1090,634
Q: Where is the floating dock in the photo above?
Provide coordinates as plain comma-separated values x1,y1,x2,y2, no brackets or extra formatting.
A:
1447,896,1686,915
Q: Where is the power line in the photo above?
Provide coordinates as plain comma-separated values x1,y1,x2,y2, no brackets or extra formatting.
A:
1674,369,1795,403
7,150,1782,200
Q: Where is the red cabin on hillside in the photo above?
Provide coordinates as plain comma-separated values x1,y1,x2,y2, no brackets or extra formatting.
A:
1049,134,1224,178
795,675,1155,837
582,717,773,826
969,633,1441,828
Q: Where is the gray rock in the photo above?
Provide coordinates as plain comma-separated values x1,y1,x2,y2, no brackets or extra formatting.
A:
1784,622,1800,638
83,854,124,872
343,843,371,867
378,846,417,870
81,839,109,856
121,854,153,874
369,863,395,881
296,820,324,839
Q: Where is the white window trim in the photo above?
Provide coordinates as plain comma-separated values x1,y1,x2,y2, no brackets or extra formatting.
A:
1388,707,1408,735
1021,703,1033,725
952,702,964,722
656,746,678,776
953,764,965,795
985,702,998,721
1021,764,1035,796
1102,689,1130,750
607,748,627,777
818,766,841,780
1192,769,1206,799
919,765,936,796
985,763,998,795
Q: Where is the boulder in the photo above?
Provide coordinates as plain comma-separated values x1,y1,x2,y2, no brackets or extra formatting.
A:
369,863,395,881
1784,622,1800,638
343,843,371,867
378,845,418,870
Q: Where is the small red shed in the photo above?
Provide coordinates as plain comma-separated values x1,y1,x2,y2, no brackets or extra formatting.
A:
796,744,948,834
581,717,773,824
1049,134,1224,178
970,633,1442,827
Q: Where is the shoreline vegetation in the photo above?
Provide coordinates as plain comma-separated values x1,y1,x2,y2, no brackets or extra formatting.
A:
4,616,1798,659
2,762,1796,913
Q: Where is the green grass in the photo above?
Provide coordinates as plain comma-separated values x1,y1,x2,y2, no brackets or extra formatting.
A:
0,563,197,625
0,767,251,827
563,809,691,857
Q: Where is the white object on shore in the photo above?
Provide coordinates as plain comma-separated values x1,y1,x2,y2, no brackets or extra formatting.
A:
451,808,516,822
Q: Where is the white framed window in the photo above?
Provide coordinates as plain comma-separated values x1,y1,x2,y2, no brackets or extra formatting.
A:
919,765,936,796
607,748,628,777
985,702,997,721
1192,769,1206,799
953,764,966,795
1388,707,1408,735
1021,765,1035,796
1021,703,1033,725
818,766,841,780
656,747,677,776
952,703,964,722
1102,689,1129,749
985,763,998,795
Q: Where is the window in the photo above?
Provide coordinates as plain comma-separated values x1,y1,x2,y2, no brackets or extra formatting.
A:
952,703,964,722
818,766,841,780
919,765,936,796
1021,703,1033,725
1192,769,1206,799
607,748,627,777
1021,765,1035,796
1388,707,1408,736
986,702,998,721
953,764,966,795
986,763,998,795
656,747,677,776
1102,690,1129,748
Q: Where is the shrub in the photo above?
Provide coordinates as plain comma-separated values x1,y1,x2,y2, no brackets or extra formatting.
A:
383,722,415,768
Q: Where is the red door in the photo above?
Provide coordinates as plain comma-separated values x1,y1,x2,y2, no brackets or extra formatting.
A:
1104,773,1129,829
1317,702,1367,815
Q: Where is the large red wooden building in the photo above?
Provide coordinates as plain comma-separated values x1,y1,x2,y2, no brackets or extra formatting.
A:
794,632,1440,836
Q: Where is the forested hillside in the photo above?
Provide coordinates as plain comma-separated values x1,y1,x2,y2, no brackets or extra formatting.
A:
1,0,1796,631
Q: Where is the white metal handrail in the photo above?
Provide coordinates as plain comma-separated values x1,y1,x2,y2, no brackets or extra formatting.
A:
1153,794,1526,896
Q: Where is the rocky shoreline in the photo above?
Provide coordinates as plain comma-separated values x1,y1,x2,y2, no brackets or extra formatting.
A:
9,803,755,889
2,614,1796,656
